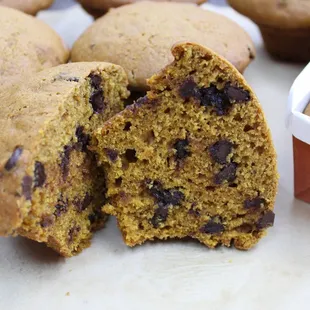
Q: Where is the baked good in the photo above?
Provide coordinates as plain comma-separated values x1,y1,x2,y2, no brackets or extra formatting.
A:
293,102,310,203
0,62,129,257
77,0,207,18
94,42,278,250
71,1,255,91
228,0,310,62
0,0,53,15
0,6,69,88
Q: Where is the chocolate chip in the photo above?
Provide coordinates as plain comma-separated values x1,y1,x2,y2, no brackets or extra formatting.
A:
104,148,118,162
60,145,73,181
22,176,32,200
89,73,102,89
214,162,238,184
54,199,68,217
88,73,105,114
257,211,275,230
179,79,200,100
224,84,250,102
40,215,54,228
88,207,105,225
244,197,266,209
174,139,191,160
90,89,105,114
209,140,233,164
148,180,184,206
124,149,138,163
34,161,46,188
68,226,81,244
150,203,169,228
200,218,224,234
75,126,90,152
189,203,200,216
74,193,93,212
200,85,231,116
5,146,23,171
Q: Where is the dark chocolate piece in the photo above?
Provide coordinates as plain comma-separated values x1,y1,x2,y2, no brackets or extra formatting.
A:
150,203,169,228
104,148,118,162
179,79,200,100
74,193,93,212
76,126,90,152
257,211,275,229
214,162,238,184
34,161,46,188
5,146,23,171
54,199,68,217
60,145,73,181
68,226,81,244
224,84,250,102
200,218,224,234
174,139,191,160
40,215,54,228
244,197,266,209
209,140,233,164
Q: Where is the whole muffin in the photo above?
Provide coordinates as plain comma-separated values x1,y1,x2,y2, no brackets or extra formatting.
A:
77,0,207,18
228,0,310,62
0,6,69,88
0,0,54,15
71,1,255,91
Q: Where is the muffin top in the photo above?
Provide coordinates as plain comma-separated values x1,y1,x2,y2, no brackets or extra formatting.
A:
0,6,69,88
71,1,255,90
228,0,310,28
0,0,53,15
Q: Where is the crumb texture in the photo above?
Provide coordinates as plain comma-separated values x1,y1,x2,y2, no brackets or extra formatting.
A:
95,43,278,250
0,62,129,256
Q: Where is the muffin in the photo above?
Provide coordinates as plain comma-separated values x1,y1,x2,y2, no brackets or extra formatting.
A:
0,0,54,15
228,0,310,62
94,42,278,250
77,0,208,18
71,2,255,91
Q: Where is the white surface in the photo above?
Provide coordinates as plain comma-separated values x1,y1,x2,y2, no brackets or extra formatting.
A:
1,4,310,310
287,63,310,144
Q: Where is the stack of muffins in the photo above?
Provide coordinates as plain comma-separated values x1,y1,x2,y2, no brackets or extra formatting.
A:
1,0,306,257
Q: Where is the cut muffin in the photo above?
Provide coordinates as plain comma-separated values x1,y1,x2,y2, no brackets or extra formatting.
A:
94,42,278,250
0,62,129,257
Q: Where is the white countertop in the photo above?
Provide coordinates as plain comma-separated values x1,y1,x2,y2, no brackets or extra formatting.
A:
0,4,309,310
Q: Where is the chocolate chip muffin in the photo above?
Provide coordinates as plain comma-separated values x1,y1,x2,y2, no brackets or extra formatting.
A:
0,6,69,88
71,1,255,91
0,62,129,257
228,0,310,62
0,0,54,15
77,0,208,18
94,42,278,250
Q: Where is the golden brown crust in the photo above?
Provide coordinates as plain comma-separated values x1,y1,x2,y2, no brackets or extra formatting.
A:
228,0,310,29
0,0,53,15
71,1,255,90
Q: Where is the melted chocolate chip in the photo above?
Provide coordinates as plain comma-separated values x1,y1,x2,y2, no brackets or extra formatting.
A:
150,203,169,228
224,84,251,102
244,197,266,209
214,162,238,185
60,145,73,181
179,79,200,100
76,126,90,152
174,139,191,160
5,147,23,171
257,211,275,230
148,181,184,206
68,226,81,244
200,218,224,234
34,161,46,188
209,140,233,164
22,176,32,200
54,199,68,217
89,73,105,114
104,148,118,162
200,85,231,116
74,193,93,212
40,215,54,228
